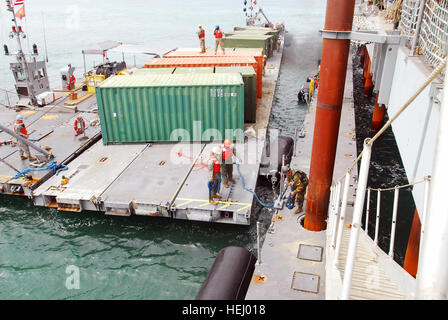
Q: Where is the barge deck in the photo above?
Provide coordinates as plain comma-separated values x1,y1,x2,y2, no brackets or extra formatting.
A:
1,41,284,226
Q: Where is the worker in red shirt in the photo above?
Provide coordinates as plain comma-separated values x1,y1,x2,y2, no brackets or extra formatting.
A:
220,139,241,188
207,147,222,205
214,25,225,55
198,24,206,53
14,115,36,161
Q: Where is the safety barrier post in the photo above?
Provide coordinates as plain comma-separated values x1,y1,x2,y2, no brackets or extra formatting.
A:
420,176,430,251
331,181,342,248
341,138,372,300
365,188,371,235
333,172,350,268
328,186,335,230
389,187,400,259
256,221,262,265
374,190,381,245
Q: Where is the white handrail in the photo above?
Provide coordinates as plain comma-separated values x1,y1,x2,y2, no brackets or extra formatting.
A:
374,190,381,245
365,188,371,235
389,188,400,258
333,172,350,269
331,181,342,248
341,138,372,300
332,56,445,299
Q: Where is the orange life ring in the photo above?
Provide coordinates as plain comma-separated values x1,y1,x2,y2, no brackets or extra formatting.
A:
74,116,85,135
69,74,76,85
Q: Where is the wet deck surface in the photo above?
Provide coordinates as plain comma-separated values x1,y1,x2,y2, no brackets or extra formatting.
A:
245,54,358,299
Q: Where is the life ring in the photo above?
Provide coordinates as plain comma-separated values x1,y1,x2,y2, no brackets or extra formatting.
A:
69,74,76,85
74,116,85,135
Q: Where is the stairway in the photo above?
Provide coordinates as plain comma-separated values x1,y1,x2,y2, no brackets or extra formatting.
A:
336,226,405,300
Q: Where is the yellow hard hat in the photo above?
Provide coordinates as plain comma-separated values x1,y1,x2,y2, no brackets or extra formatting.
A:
198,24,202,28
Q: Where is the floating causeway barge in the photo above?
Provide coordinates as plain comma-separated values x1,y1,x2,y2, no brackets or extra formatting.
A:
0,1,285,226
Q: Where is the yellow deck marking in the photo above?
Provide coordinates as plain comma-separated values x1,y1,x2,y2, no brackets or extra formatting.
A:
41,114,59,120
18,110,37,115
176,197,252,211
175,200,195,207
217,203,231,210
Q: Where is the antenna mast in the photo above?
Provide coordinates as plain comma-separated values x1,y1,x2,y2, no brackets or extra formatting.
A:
5,0,37,105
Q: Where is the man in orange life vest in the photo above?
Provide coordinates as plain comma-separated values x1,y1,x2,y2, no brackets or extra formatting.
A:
220,139,241,189
214,25,225,55
198,24,206,53
208,146,222,205
14,115,36,161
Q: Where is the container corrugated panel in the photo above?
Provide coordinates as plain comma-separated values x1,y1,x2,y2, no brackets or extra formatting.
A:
144,56,261,98
231,30,279,50
133,68,175,75
223,35,274,58
173,67,214,74
96,73,245,144
164,49,263,98
215,66,257,123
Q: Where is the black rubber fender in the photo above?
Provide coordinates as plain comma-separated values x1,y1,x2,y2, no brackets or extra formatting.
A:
196,246,257,300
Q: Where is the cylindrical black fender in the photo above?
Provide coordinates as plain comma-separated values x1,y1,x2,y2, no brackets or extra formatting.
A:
196,246,256,300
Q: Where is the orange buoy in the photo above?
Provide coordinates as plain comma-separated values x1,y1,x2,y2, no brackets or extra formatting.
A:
371,92,386,131
403,209,421,278
364,58,373,97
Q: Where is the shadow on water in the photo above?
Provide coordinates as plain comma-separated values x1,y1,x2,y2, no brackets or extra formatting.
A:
351,45,414,266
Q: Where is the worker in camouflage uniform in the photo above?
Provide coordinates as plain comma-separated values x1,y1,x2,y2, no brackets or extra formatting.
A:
286,169,309,214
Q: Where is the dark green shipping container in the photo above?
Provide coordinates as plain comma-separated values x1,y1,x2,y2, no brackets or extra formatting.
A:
215,66,257,123
96,73,245,144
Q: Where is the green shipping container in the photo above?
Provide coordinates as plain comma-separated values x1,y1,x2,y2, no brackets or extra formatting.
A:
133,67,175,75
223,34,274,58
96,73,245,144
215,66,257,123
173,67,214,74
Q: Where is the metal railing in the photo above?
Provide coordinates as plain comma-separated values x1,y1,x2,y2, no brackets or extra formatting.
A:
418,0,448,69
399,0,448,70
328,56,446,299
0,88,21,108
364,179,428,259
399,0,422,46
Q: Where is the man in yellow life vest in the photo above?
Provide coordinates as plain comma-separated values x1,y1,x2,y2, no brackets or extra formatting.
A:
286,169,309,214
208,147,222,205
220,139,241,189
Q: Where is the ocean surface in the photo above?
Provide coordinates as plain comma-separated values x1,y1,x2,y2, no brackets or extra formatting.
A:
0,0,327,299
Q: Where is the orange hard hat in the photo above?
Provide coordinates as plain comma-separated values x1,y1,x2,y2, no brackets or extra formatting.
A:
223,139,231,146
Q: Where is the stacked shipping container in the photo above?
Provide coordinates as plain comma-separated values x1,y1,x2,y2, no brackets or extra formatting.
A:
96,73,245,144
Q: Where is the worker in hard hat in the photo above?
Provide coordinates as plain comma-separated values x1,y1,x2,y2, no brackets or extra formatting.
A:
214,25,225,55
286,169,309,214
220,139,241,188
14,115,36,161
198,24,206,53
208,146,222,205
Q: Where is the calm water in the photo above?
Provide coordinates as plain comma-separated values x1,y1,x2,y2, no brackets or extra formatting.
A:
0,0,326,299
